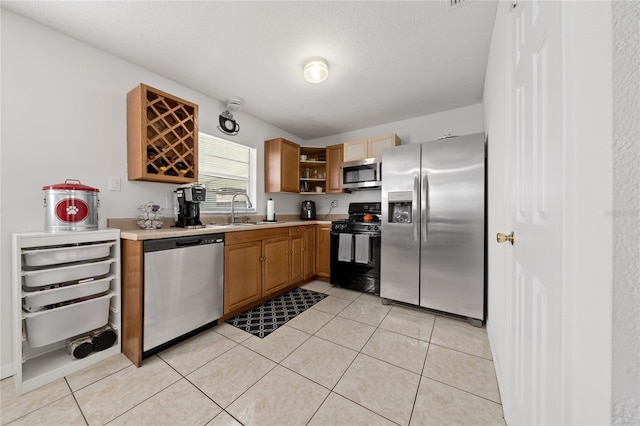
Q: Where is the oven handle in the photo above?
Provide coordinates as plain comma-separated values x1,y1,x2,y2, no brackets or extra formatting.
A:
413,174,419,242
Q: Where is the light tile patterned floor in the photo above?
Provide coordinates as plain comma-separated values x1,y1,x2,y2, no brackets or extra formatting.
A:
1,281,505,426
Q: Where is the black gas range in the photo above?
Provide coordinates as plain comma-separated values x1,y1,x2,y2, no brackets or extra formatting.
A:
330,202,382,294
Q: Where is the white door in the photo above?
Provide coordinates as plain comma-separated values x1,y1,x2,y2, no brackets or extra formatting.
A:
502,1,564,424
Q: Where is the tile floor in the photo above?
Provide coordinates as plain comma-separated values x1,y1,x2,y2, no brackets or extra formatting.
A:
1,281,505,426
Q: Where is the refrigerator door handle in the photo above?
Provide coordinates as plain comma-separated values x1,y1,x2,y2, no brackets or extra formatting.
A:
413,174,419,242
422,173,429,243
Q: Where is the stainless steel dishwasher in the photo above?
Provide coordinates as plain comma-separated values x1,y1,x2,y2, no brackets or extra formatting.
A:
143,233,224,354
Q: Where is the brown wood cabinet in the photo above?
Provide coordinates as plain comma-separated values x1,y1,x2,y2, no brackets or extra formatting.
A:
127,84,198,183
303,226,317,280
224,227,291,317
121,239,144,367
265,139,345,194
290,231,304,284
121,224,326,367
290,226,316,283
261,235,291,297
223,241,262,314
264,138,299,192
299,146,327,194
325,144,343,193
316,224,331,278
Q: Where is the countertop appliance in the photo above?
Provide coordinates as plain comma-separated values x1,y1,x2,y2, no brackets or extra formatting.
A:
143,233,224,354
300,200,317,220
381,133,486,324
175,183,206,228
341,158,382,190
330,202,382,294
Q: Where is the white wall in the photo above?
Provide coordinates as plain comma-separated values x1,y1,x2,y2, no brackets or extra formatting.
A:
482,1,511,419
611,1,640,423
0,10,306,378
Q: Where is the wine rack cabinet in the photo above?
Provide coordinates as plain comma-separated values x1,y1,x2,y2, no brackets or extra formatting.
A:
127,84,199,183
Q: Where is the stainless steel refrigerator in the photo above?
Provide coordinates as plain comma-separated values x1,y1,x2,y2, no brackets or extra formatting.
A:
380,133,486,323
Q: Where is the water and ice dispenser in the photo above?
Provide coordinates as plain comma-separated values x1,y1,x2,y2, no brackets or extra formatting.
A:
387,191,413,224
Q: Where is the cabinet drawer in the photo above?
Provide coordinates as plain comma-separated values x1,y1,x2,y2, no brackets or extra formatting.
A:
22,259,114,288
22,242,114,267
24,292,113,347
23,275,114,311
225,228,289,245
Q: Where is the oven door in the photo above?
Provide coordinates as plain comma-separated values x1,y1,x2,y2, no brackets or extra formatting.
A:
330,230,381,293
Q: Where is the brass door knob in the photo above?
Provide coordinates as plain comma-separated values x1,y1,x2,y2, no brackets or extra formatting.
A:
496,232,515,245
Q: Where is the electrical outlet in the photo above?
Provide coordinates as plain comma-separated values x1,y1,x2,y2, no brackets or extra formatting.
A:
331,200,338,208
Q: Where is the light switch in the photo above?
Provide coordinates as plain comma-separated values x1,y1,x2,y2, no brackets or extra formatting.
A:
108,176,121,191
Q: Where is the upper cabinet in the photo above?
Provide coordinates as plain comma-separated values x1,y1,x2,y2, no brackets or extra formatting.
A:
299,146,326,194
127,84,198,183
343,133,400,162
325,144,343,194
265,139,345,194
265,137,300,193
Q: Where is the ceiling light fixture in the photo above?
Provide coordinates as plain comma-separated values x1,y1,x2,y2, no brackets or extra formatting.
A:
303,57,329,84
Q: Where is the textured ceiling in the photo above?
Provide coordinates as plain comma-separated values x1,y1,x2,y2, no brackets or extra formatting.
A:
1,1,497,140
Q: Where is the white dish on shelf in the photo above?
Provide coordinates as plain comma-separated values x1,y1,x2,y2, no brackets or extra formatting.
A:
22,242,114,267
22,259,114,288
22,275,114,311
23,292,114,348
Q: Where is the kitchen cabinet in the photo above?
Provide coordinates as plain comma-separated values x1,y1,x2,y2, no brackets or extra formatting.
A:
224,241,262,314
299,146,327,194
264,137,300,193
12,230,121,394
265,139,341,194
290,226,316,283
325,143,344,193
343,134,400,162
224,227,291,317
127,83,199,184
316,224,331,278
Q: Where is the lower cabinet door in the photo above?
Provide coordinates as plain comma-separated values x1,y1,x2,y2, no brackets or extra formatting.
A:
224,241,262,314
262,236,290,297
290,233,304,284
316,225,331,278
304,226,316,280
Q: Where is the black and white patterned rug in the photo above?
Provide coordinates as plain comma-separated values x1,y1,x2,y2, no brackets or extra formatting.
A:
225,287,328,338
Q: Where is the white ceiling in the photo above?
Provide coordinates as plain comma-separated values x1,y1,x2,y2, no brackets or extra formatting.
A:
1,0,497,140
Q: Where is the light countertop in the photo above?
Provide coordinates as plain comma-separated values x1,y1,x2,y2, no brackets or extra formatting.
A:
108,215,339,241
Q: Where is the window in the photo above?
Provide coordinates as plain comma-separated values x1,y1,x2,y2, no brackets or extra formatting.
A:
198,132,257,213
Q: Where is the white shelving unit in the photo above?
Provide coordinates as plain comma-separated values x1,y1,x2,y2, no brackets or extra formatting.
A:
12,229,121,395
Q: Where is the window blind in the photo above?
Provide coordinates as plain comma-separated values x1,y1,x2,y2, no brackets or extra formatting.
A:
198,133,256,212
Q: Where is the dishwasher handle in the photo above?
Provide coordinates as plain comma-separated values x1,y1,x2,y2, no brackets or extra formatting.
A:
144,234,224,253
175,238,206,248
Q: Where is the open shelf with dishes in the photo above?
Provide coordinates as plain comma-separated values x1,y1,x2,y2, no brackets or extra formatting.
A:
127,84,199,183
299,147,327,194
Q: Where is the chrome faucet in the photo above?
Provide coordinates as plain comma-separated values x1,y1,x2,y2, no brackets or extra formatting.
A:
230,192,253,223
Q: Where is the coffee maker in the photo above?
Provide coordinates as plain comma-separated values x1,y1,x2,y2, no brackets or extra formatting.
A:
175,183,206,228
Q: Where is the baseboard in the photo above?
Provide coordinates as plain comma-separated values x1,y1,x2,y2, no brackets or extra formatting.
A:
1,360,15,380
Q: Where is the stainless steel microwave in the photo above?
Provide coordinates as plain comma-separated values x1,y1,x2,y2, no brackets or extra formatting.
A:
341,158,382,190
